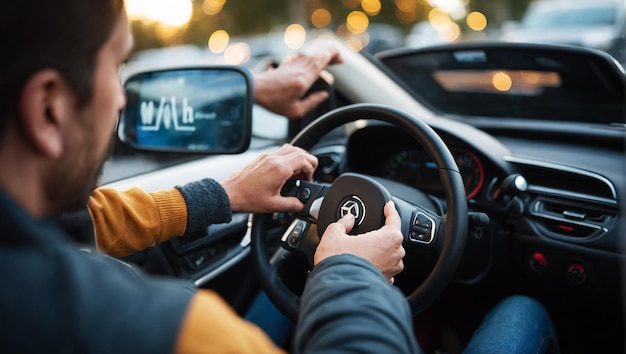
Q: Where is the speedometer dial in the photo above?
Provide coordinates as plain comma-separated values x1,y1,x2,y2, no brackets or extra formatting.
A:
452,148,484,199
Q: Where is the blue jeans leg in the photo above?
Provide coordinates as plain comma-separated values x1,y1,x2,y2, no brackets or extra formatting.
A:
244,291,294,348
463,295,559,354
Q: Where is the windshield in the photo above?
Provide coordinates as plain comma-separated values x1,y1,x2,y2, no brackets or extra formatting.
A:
378,45,625,124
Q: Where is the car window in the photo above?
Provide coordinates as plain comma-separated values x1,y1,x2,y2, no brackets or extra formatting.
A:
251,104,289,140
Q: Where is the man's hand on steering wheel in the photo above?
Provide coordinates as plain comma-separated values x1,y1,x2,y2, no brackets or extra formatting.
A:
221,144,318,214
315,201,405,284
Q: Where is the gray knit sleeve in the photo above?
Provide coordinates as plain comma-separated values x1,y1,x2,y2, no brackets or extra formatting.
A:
175,178,232,237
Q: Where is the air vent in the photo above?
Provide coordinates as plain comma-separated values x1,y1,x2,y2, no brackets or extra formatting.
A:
503,157,619,244
505,157,616,201
541,201,610,223
539,219,599,238
529,198,616,240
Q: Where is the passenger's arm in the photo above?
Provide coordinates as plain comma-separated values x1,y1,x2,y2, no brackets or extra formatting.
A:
253,46,342,119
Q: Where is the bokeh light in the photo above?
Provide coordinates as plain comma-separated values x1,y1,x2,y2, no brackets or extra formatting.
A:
208,30,230,53
311,8,332,28
493,72,513,91
284,24,307,49
362,0,381,16
126,0,193,27
428,8,451,30
430,13,452,31
346,32,370,52
428,0,467,20
466,11,487,31
125,0,148,20
335,24,351,39
346,11,369,34
427,7,461,42
223,42,251,65
345,37,365,52
357,32,371,48
438,22,461,42
203,0,226,15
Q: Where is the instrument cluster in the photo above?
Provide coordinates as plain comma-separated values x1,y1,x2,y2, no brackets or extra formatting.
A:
346,125,488,200
379,147,485,199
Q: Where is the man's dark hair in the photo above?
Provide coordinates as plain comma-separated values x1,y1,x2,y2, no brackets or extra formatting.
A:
0,0,125,135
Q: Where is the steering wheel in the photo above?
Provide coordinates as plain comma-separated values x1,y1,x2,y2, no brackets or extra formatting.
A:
251,103,468,321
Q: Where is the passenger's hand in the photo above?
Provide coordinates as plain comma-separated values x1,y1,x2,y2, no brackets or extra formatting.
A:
314,201,405,283
221,144,318,213
253,46,343,119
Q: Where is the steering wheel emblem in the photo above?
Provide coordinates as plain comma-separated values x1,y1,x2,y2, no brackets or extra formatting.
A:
339,195,366,226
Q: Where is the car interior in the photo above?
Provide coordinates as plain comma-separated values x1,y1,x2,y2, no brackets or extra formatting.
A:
96,40,625,353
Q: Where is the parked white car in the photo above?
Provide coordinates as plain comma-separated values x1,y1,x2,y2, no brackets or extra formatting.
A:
501,0,626,64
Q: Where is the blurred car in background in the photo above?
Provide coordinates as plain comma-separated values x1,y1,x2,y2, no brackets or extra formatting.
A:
501,0,626,64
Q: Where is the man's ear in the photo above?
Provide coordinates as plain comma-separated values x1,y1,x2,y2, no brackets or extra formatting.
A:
18,69,75,159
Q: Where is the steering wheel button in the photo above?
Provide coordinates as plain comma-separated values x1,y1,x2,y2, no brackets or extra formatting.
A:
410,232,432,243
414,213,432,228
281,219,309,249
412,224,430,234
287,231,301,247
298,187,312,202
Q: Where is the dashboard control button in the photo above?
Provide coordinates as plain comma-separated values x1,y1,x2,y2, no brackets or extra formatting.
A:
530,252,548,272
567,263,587,286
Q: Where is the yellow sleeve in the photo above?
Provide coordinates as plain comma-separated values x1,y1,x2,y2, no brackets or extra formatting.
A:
88,187,188,258
175,290,286,354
